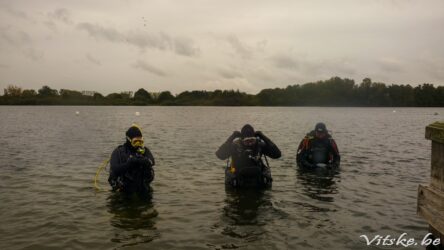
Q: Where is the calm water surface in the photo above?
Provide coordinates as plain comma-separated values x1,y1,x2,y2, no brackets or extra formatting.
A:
0,106,442,250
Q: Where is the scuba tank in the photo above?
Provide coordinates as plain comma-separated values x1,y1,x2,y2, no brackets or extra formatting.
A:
311,146,329,164
225,137,272,187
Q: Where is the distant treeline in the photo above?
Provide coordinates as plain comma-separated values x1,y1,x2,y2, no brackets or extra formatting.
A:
1,77,444,106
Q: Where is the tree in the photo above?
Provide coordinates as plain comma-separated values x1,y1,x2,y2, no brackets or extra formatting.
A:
21,89,37,98
414,84,436,106
134,88,152,103
93,92,104,99
106,93,123,99
60,89,83,98
120,91,132,99
4,85,22,97
157,91,175,103
38,85,58,96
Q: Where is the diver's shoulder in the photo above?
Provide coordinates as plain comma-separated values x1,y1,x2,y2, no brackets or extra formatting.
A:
305,130,315,139
113,144,127,153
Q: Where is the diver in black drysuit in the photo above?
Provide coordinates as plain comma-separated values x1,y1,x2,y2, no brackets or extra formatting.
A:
216,124,281,187
108,125,155,194
296,122,340,168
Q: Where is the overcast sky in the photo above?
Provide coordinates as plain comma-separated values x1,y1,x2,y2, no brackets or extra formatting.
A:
1,0,443,94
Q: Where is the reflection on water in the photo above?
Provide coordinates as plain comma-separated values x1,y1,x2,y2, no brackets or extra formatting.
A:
223,189,269,226
217,189,272,248
296,167,340,203
107,193,159,247
0,106,437,249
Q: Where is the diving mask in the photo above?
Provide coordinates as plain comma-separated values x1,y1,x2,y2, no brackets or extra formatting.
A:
242,137,257,147
128,137,144,148
315,131,327,139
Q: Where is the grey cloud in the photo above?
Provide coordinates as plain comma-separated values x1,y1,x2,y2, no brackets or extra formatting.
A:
173,37,200,56
48,8,72,24
23,48,43,61
86,53,101,66
421,57,444,81
256,40,268,52
218,68,243,79
430,67,444,81
377,58,404,72
126,31,171,50
132,60,167,76
0,3,29,20
272,54,300,69
305,59,356,76
0,27,32,46
78,22,199,57
7,9,28,20
44,21,58,32
226,35,253,59
0,27,43,61
77,23,123,42
271,53,356,76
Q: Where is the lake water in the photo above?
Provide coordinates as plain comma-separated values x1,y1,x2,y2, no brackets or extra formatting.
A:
0,106,442,250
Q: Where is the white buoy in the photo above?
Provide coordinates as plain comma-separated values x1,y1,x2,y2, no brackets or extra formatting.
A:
75,111,80,115
135,111,140,116
393,110,396,113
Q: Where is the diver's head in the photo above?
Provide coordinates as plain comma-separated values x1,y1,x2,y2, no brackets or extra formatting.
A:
314,122,327,139
240,124,256,147
126,125,144,148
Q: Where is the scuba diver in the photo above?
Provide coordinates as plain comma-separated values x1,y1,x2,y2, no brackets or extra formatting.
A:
296,122,340,169
108,125,155,195
216,124,281,188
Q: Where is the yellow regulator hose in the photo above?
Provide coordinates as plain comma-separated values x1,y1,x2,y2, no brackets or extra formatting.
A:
94,158,110,191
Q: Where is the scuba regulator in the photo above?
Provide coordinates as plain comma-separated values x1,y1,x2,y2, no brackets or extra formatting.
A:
128,136,145,156
136,146,146,156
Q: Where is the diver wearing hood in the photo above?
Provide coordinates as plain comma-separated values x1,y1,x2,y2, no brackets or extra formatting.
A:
216,124,281,188
108,125,155,194
296,122,340,168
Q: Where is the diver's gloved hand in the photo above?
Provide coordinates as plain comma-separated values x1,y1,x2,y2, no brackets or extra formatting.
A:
255,131,264,138
127,156,141,167
228,131,241,142
139,156,152,167
302,160,314,168
328,162,339,168
127,156,149,168
254,131,266,147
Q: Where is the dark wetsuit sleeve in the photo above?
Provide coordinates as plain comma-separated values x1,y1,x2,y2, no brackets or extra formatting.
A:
110,147,129,176
260,133,281,159
144,147,155,166
216,141,233,160
329,139,340,166
296,138,312,167
296,139,305,164
216,133,239,160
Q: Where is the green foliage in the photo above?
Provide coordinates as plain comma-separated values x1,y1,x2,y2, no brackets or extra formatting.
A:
156,91,175,104
21,89,37,97
1,77,444,106
38,85,58,97
134,88,152,105
93,92,104,99
60,89,83,98
4,85,22,97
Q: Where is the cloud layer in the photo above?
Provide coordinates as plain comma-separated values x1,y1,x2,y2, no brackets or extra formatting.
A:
0,0,443,94
77,22,200,57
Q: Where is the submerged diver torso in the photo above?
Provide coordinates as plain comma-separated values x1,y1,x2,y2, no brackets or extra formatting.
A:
296,123,340,168
216,125,281,188
108,126,155,194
